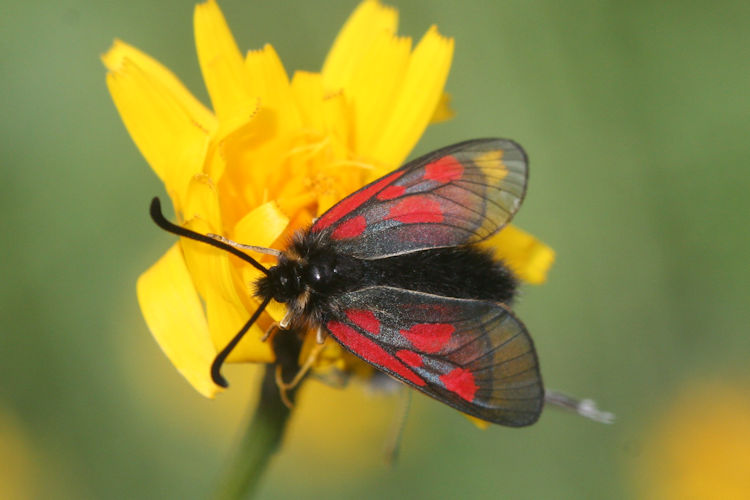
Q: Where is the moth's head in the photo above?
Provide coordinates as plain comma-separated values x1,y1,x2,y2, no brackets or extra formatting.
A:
256,260,304,303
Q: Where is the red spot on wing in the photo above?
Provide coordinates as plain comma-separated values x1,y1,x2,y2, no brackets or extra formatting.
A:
440,367,478,402
396,350,423,368
387,196,443,224
424,155,464,183
400,323,454,354
331,215,366,240
345,309,380,335
313,171,405,232
327,321,426,386
377,184,406,200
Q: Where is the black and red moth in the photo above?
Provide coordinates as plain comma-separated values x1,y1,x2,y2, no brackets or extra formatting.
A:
151,138,544,427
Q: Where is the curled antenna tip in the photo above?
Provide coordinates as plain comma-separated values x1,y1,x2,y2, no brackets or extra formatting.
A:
211,358,229,388
150,197,161,216
207,296,272,389
147,196,270,276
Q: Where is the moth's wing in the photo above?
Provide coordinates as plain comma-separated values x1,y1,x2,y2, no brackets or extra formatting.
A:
312,139,528,258
324,286,543,426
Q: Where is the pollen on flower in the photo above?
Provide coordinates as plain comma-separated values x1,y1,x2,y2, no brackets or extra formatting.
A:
307,173,336,196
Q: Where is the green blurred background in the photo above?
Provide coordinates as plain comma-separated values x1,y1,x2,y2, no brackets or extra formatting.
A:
2,1,749,498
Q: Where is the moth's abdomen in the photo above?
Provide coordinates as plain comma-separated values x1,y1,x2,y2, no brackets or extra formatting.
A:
361,246,518,304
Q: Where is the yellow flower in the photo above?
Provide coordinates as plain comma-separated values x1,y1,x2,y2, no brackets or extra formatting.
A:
0,409,36,500
636,380,750,500
103,0,554,398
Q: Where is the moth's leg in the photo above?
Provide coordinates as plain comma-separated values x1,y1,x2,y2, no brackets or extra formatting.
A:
274,336,327,408
279,309,294,329
274,366,294,409
261,322,278,342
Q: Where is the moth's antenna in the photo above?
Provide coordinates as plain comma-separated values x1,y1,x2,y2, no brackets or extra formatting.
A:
211,296,272,387
205,233,281,258
149,197,269,275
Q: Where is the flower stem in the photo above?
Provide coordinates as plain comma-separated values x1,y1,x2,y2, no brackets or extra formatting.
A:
212,364,295,500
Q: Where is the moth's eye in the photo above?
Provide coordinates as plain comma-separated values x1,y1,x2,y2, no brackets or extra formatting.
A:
279,274,289,287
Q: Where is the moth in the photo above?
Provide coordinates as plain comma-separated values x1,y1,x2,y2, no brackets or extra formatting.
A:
151,138,544,427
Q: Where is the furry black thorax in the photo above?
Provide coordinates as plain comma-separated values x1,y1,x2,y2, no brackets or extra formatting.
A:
255,229,519,330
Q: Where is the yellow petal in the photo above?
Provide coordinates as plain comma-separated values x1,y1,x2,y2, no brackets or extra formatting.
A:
317,191,342,216
302,333,347,373
291,71,326,131
137,244,218,398
205,289,274,364
182,215,273,363
182,173,221,224
264,299,287,324
322,0,398,91
232,200,290,249
292,72,351,150
464,414,491,429
346,31,412,155
277,176,321,216
429,92,455,124
230,203,292,329
367,26,454,169
194,0,252,121
216,106,290,213
180,179,273,362
245,44,301,131
0,410,35,500
639,381,750,499
486,225,556,284
322,90,351,152
103,41,216,210
103,40,216,132
181,177,241,307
